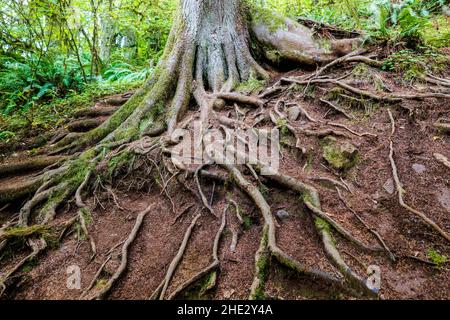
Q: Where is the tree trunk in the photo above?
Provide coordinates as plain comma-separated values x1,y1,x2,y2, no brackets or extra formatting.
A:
65,0,362,149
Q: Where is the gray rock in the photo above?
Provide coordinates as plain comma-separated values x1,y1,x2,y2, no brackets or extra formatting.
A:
437,187,450,212
276,209,290,220
287,106,301,121
383,178,395,194
322,136,359,170
412,163,426,174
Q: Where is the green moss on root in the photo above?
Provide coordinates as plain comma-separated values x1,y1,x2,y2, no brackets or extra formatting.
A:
1,224,49,239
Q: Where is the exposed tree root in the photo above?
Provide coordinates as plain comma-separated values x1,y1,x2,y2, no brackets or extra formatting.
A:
249,225,269,299
323,121,377,138
214,92,264,109
74,106,118,118
309,176,350,192
335,187,395,261
0,156,67,176
3,1,449,301
387,110,450,242
86,204,151,300
434,119,450,133
167,208,226,300
75,170,96,258
195,163,216,217
319,98,355,120
66,119,104,133
0,177,43,205
150,213,201,300
227,200,243,253
304,202,383,253
220,162,351,295
81,256,112,297
0,238,47,297
433,153,450,169
282,77,450,102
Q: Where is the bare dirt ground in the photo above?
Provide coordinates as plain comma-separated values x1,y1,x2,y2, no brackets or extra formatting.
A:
0,64,449,300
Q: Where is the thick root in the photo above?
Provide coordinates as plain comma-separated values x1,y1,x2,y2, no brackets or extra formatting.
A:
151,213,201,300
86,204,151,300
0,238,47,297
388,117,450,242
0,156,67,176
167,207,226,300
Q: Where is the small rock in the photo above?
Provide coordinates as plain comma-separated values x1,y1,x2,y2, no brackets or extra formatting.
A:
383,178,394,194
287,106,301,121
214,98,226,109
276,209,290,220
322,136,359,170
372,191,381,200
412,163,426,174
223,289,235,299
437,187,450,212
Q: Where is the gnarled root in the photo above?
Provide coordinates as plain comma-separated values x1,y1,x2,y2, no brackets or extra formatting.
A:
167,208,227,300
388,111,450,242
434,153,450,169
0,238,47,297
221,163,347,297
85,204,151,300
150,213,201,300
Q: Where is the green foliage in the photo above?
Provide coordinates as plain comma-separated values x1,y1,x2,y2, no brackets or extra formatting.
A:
236,75,266,95
367,0,449,48
103,61,153,84
427,249,448,270
382,49,449,82
0,55,86,114
0,130,16,141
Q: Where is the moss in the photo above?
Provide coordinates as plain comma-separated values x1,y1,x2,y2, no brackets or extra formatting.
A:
352,63,370,78
80,207,93,225
302,192,314,206
256,232,269,279
303,152,313,173
21,256,38,273
382,49,449,83
314,217,331,233
242,212,253,230
249,3,286,33
1,224,49,239
252,288,267,300
95,279,108,289
83,90,146,145
275,118,290,137
250,228,269,300
321,136,359,171
181,271,217,300
258,183,270,199
427,249,448,270
236,75,266,95
199,271,217,295
265,50,282,64
108,150,134,176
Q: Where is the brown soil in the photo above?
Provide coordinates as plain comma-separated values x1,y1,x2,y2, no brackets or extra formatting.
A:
0,68,449,300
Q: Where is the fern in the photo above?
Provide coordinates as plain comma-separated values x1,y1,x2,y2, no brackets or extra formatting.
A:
0,55,86,115
102,61,152,84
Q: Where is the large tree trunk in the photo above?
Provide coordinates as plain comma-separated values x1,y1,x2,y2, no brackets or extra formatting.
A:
67,0,359,148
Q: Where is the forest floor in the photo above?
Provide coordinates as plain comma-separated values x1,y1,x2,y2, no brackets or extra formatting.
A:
0,62,449,300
